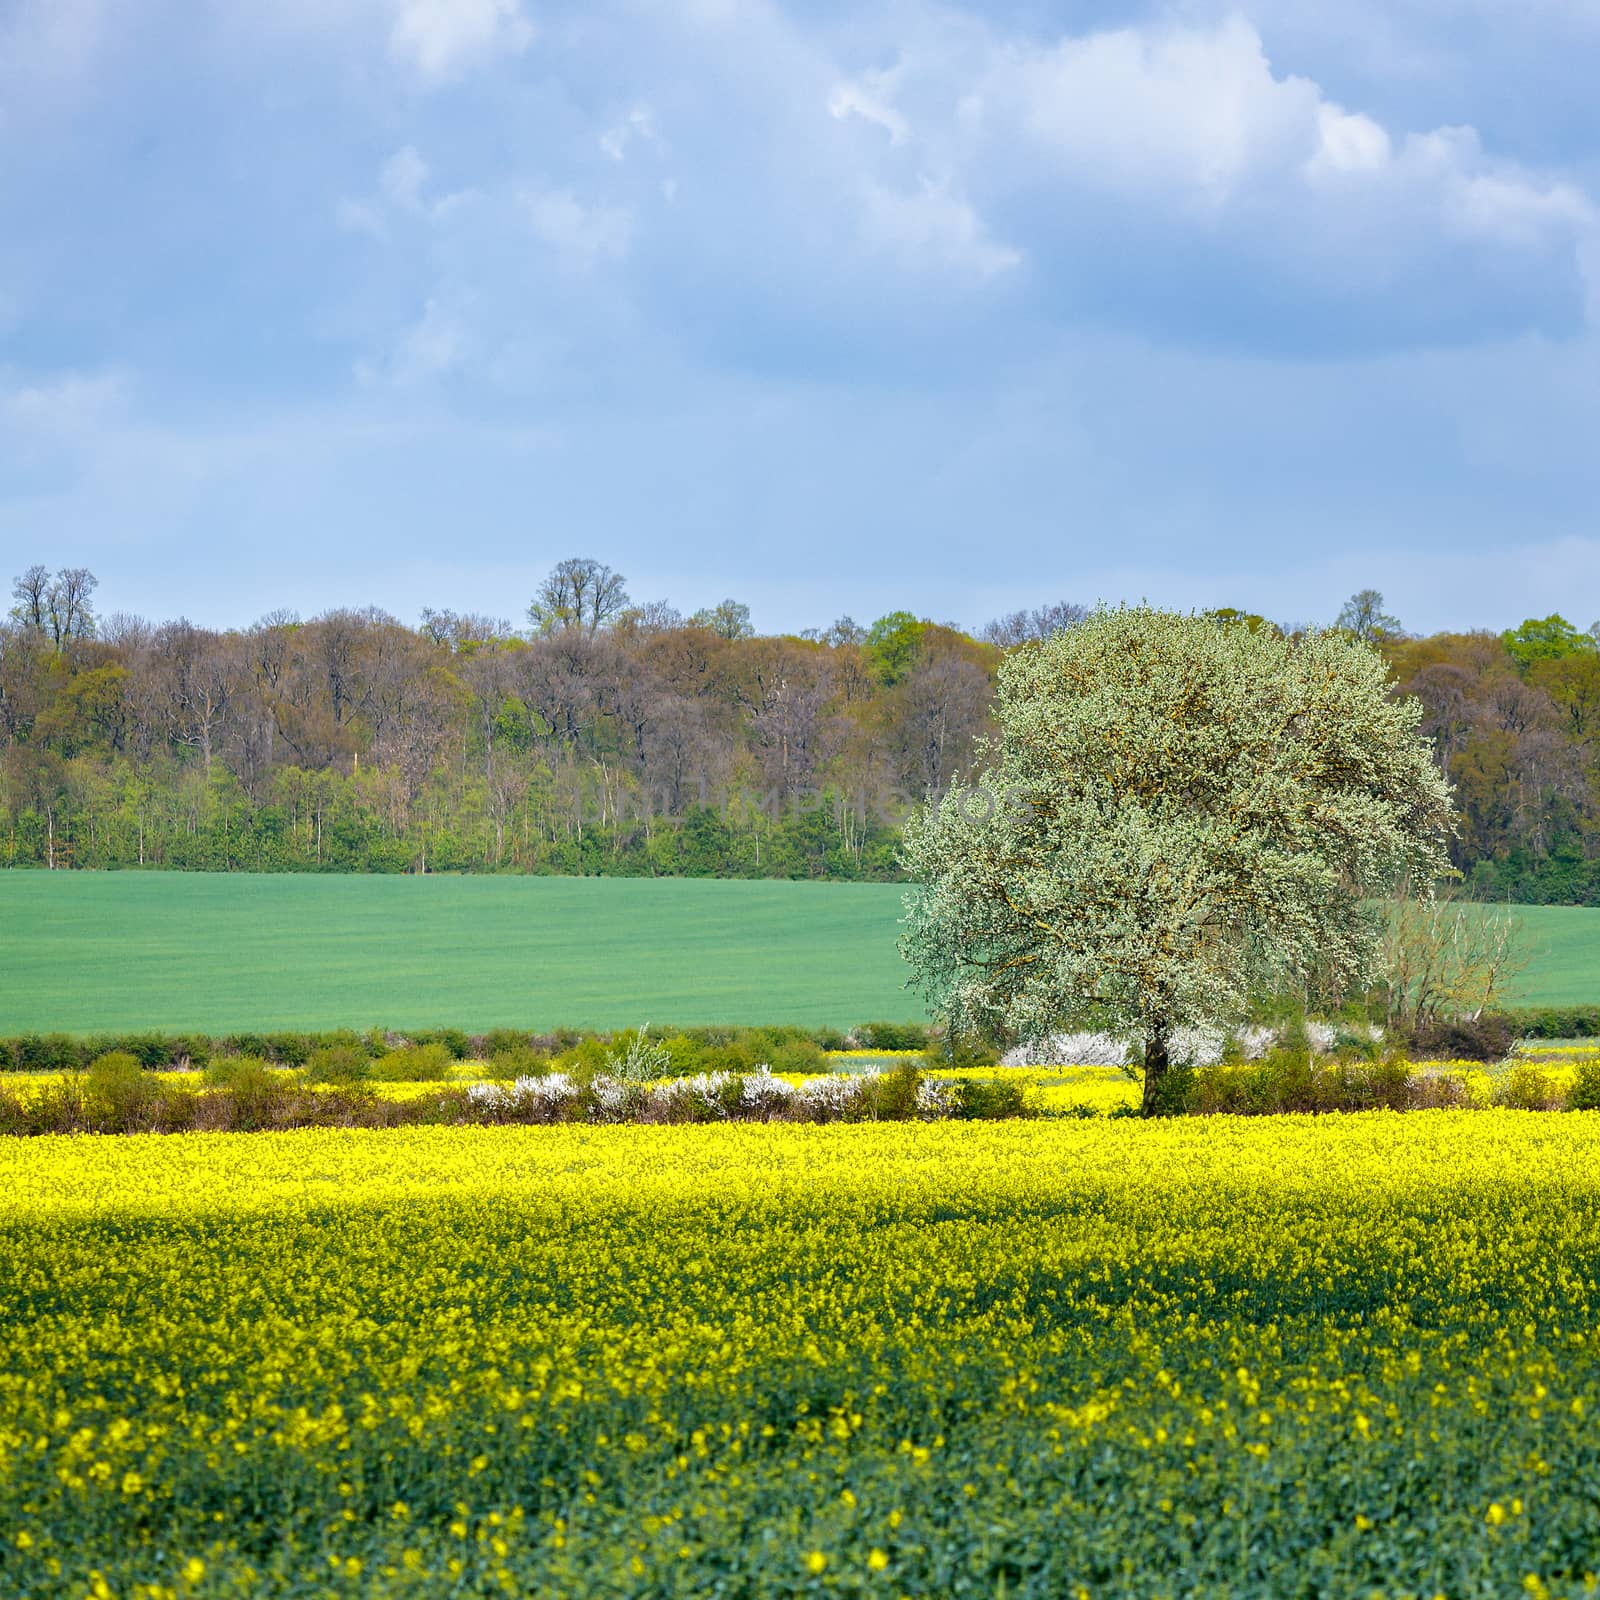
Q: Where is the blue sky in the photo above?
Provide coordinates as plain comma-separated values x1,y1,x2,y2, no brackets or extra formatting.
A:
2,0,1597,637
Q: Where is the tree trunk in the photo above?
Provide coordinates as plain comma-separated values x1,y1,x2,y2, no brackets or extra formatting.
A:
1140,1024,1171,1118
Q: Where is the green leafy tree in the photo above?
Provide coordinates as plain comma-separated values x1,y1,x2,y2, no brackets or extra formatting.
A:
900,607,1455,1115
1501,614,1595,673
864,611,926,686
689,599,755,640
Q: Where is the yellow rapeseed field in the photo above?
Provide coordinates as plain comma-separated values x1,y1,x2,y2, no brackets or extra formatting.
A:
2,1115,1600,1596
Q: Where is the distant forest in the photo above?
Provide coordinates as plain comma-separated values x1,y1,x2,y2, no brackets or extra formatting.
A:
4,561,1599,901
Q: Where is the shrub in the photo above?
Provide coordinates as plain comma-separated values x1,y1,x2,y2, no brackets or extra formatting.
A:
483,1046,548,1082
84,1051,191,1132
204,1058,292,1129
1501,1004,1600,1040
12,1033,85,1073
304,1045,371,1085
479,1029,531,1059
923,1032,999,1071
203,1053,276,1087
606,1027,673,1085
765,1036,828,1076
1497,1063,1564,1111
370,1043,455,1082
862,1062,923,1120
412,1028,471,1060
263,1033,313,1067
1407,1014,1519,1063
854,1021,931,1051
1569,1060,1600,1112
949,1078,1032,1120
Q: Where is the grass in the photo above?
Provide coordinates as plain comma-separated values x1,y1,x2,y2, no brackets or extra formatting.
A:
0,873,926,1033
1,873,1596,1035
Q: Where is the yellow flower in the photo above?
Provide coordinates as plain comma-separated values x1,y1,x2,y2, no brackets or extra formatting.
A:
805,1551,827,1574
868,1548,889,1571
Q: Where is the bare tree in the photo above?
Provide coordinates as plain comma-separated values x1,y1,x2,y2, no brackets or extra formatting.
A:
1335,589,1404,644
9,565,98,650
151,622,245,775
1378,884,1527,1033
884,653,994,795
529,558,631,637
10,566,51,632
420,608,512,652
980,602,1087,648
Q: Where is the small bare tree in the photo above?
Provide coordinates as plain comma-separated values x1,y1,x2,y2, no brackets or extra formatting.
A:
529,559,630,637
1378,883,1527,1033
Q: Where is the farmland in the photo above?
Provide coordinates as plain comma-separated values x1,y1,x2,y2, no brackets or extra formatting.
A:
4,1114,1600,1597
4,872,1600,1035
0,874,922,1034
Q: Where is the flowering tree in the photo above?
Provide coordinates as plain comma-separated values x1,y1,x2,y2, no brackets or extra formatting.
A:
900,607,1455,1114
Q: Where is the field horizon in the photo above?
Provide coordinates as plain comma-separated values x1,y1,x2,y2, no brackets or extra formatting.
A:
2,870,1597,1035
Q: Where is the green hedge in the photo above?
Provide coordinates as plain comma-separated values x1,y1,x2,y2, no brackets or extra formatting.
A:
0,1023,883,1074
1492,1004,1600,1038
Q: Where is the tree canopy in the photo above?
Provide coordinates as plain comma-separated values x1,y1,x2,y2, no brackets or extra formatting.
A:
900,607,1456,1113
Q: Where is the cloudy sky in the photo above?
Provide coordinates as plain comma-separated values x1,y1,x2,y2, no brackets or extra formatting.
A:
2,0,1597,636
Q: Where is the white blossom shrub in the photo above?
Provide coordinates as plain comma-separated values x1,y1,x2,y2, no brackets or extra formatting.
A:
796,1071,875,1118
1235,1026,1277,1060
467,1073,580,1121
1002,1032,1131,1068
590,1074,645,1122
649,1071,738,1120
740,1066,797,1116
915,1078,956,1118
1167,1027,1227,1067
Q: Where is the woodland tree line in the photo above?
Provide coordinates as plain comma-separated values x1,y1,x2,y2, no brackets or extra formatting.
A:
3,562,1599,900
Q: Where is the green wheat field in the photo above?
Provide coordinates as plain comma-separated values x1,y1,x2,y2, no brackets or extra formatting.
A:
3,873,1597,1034
0,873,932,1033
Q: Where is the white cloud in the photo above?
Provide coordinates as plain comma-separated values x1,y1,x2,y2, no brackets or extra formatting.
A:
380,145,431,209
599,105,662,162
828,72,909,145
373,299,467,385
861,177,1020,278
1,371,126,434
991,16,1316,204
1307,105,1391,177
523,187,631,258
388,0,532,82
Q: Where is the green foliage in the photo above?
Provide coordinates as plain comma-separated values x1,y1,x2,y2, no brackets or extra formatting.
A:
864,610,926,686
922,1031,998,1070
370,1043,455,1082
1500,1004,1600,1038
604,1026,673,1085
854,1020,931,1050
202,1053,275,1088
304,1044,371,1085
1568,1059,1600,1111
1186,1051,1454,1115
1500,613,1596,672
1495,1063,1564,1111
483,1046,549,1082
